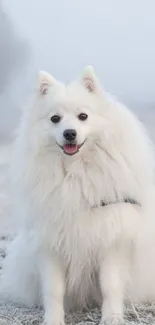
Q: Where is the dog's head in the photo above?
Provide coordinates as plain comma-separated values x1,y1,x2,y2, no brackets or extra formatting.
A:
29,66,110,158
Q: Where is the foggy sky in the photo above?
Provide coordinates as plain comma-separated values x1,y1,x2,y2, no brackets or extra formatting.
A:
1,0,155,140
0,1,29,140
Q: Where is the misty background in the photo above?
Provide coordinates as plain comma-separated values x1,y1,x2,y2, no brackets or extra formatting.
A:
0,0,155,142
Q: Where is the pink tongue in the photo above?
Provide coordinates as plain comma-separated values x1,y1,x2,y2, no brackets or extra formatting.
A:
63,144,78,155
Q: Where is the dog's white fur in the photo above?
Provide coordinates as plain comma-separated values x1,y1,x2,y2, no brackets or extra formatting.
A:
1,66,155,325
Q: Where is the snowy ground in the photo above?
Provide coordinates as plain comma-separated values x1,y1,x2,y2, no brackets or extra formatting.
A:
0,143,155,324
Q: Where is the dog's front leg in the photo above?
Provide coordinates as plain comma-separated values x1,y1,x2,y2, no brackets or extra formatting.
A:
99,245,129,325
39,252,65,325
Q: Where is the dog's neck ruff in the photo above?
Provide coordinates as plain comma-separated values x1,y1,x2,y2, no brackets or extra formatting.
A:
100,197,140,207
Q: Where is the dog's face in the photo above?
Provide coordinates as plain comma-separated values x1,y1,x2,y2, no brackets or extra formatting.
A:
50,109,90,156
31,66,108,157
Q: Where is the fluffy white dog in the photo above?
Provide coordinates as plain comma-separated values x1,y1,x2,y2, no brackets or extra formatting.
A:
1,66,155,325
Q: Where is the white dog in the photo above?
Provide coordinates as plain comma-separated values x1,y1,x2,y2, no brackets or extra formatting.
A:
1,66,155,325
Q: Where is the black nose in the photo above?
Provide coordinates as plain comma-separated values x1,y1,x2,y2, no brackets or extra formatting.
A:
63,129,77,141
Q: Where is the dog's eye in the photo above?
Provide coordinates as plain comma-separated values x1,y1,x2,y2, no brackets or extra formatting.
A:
78,113,88,121
51,115,61,124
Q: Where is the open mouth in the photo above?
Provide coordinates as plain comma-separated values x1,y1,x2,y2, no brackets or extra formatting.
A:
58,141,85,156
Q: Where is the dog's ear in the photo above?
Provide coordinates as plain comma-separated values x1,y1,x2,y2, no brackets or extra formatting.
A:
38,71,57,95
82,65,100,93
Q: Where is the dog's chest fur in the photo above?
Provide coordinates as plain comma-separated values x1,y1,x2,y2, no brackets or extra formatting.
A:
41,158,105,248
31,152,136,248
34,157,118,260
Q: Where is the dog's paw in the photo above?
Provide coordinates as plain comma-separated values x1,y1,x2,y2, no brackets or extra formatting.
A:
100,315,125,325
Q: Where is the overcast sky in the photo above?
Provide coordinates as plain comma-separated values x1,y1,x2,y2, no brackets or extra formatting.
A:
1,0,155,139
